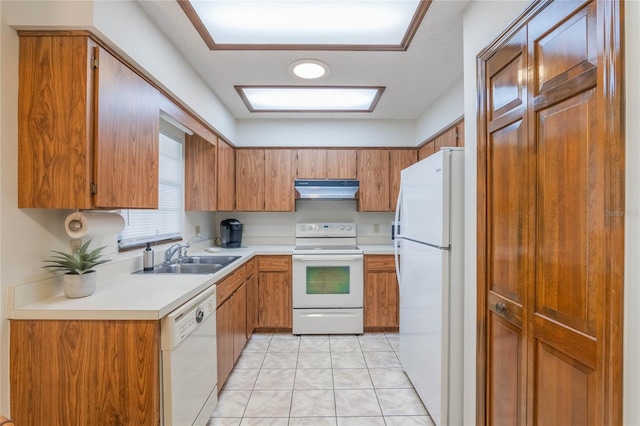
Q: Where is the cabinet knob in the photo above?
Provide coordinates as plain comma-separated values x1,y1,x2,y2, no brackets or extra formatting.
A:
495,302,507,314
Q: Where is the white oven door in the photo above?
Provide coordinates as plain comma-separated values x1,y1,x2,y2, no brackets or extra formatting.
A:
292,254,364,308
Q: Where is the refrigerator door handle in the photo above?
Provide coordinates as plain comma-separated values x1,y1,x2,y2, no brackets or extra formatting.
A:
394,182,403,297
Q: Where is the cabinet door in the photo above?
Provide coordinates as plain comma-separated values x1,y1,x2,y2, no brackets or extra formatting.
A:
10,320,160,425
418,141,436,161
257,256,292,329
93,46,159,209
357,150,390,211
265,150,296,211
364,255,399,329
216,300,234,389
389,150,417,211
232,282,248,362
236,149,265,211
185,133,217,211
456,120,465,147
18,35,94,209
327,150,357,179
246,259,258,337
297,149,327,178
217,139,236,211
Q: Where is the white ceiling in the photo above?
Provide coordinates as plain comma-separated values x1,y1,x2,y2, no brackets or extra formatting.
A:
136,0,469,121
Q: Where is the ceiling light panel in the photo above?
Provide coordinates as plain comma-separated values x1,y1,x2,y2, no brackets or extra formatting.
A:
236,86,385,112
179,0,429,50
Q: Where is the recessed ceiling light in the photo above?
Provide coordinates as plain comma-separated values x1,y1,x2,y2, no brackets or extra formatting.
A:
289,59,330,80
178,0,430,51
235,86,385,113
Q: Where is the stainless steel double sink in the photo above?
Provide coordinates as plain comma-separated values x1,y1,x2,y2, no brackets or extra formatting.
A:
135,255,241,274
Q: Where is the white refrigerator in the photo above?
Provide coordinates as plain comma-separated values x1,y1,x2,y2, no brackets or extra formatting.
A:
393,148,464,426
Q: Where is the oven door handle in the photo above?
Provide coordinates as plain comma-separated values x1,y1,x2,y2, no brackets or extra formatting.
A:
292,255,363,262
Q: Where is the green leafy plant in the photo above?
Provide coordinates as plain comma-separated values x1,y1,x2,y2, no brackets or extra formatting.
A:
42,240,110,275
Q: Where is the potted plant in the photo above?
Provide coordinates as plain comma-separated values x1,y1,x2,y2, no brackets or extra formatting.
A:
42,240,110,298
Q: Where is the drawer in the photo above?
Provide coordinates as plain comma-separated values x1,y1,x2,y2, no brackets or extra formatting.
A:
365,255,396,272
258,255,290,272
216,264,246,307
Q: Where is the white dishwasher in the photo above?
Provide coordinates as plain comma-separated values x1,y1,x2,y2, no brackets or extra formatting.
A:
161,286,217,426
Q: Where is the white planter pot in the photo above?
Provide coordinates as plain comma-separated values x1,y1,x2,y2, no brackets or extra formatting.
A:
63,271,97,298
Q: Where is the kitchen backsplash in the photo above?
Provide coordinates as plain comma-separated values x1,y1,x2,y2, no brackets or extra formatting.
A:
215,200,394,245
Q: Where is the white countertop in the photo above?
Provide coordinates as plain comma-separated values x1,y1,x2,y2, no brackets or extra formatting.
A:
7,244,393,321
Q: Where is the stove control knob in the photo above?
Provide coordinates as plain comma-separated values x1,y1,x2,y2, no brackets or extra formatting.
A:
339,224,345,230
346,225,353,231
307,224,314,231
299,224,306,231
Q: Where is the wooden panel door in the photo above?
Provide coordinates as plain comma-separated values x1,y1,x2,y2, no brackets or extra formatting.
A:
265,149,296,211
357,150,390,211
389,149,417,211
185,133,216,211
217,139,235,211
236,149,264,211
327,149,357,179
481,26,530,425
246,259,258,337
478,1,624,424
297,149,327,178
529,2,604,424
93,45,159,209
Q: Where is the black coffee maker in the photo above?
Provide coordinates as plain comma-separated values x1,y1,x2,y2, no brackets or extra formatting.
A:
220,218,243,248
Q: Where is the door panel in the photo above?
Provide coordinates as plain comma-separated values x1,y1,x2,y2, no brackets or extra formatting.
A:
478,1,623,425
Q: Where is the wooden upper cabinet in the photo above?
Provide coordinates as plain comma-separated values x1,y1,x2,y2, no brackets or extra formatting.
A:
390,149,418,210
327,150,357,179
418,141,436,160
18,34,159,209
456,120,465,147
236,149,265,211
185,133,217,211
217,139,235,211
296,149,357,179
357,150,390,212
265,150,296,212
93,46,159,208
296,149,327,179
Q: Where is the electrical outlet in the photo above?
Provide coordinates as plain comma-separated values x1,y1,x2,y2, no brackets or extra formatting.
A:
195,225,201,235
373,224,380,233
70,239,82,251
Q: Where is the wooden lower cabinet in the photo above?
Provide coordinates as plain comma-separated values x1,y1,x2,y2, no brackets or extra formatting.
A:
256,255,292,330
363,255,399,331
246,259,258,336
10,319,160,425
216,266,250,389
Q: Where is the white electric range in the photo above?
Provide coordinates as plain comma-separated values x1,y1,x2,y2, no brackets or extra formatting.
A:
292,223,364,334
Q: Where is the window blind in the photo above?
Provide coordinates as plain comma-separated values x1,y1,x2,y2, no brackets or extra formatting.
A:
118,132,183,249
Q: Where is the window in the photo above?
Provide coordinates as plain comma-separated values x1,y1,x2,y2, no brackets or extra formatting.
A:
118,129,183,250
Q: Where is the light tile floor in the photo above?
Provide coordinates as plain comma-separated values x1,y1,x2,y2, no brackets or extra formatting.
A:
207,332,435,426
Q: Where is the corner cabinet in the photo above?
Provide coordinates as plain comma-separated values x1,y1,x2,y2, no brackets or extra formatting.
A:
10,319,160,425
18,33,160,209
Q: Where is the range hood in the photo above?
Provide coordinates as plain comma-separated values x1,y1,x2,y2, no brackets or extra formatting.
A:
294,179,359,200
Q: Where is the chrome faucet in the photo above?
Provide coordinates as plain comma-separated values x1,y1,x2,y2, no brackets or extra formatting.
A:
164,233,201,263
164,242,183,263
